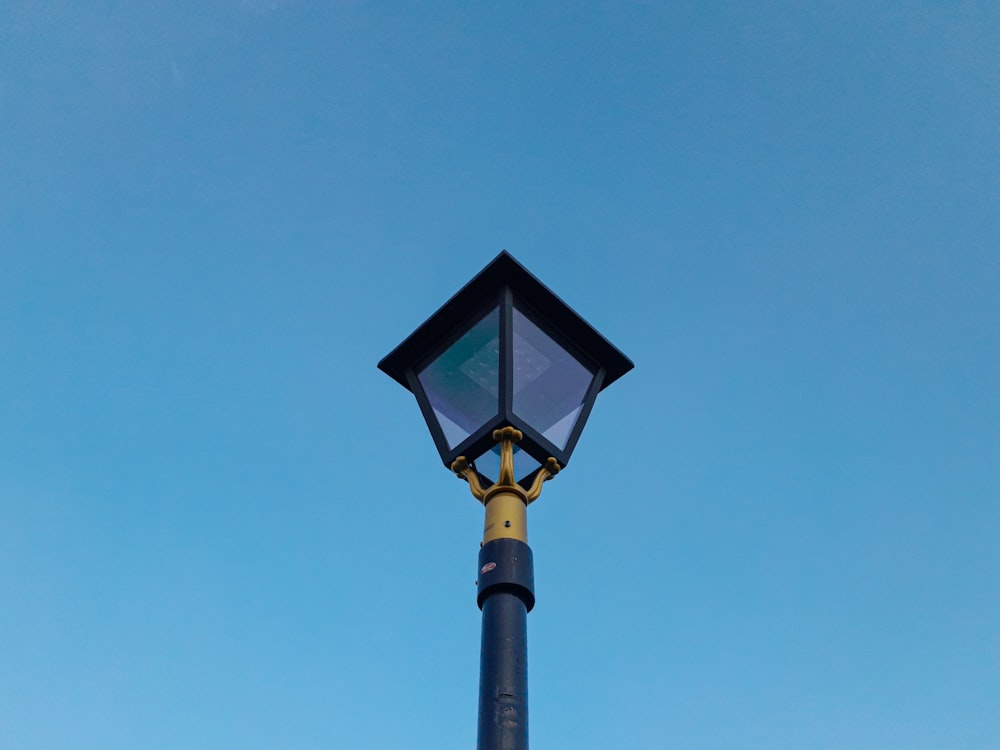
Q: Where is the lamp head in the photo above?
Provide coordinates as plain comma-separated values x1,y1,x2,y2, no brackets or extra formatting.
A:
379,251,633,488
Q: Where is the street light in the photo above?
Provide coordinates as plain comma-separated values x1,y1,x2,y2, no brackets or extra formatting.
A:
378,250,632,750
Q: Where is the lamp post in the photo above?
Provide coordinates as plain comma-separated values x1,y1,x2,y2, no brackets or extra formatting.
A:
378,251,632,750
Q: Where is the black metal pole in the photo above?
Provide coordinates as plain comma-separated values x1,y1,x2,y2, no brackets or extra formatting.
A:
476,537,535,750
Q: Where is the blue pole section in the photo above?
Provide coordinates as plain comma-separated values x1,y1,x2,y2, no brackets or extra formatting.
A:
476,538,535,750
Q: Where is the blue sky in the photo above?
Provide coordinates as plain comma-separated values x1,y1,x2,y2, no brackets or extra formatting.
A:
1,2,997,748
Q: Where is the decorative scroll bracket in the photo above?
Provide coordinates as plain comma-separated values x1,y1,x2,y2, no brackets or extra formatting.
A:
450,427,560,505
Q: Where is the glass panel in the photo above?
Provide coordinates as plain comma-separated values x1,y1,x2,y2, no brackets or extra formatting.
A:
512,306,595,449
473,442,542,486
417,307,500,449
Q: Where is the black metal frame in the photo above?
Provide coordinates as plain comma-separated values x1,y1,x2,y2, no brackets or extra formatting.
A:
379,251,633,482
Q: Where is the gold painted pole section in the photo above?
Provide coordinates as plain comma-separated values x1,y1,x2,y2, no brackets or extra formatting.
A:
451,426,561,545
483,490,528,544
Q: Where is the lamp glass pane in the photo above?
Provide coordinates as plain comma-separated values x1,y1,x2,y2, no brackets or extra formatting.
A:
512,305,595,449
417,306,500,449
473,443,542,486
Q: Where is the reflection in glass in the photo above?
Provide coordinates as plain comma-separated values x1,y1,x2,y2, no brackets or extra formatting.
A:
474,442,542,486
418,307,500,449
512,305,595,449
